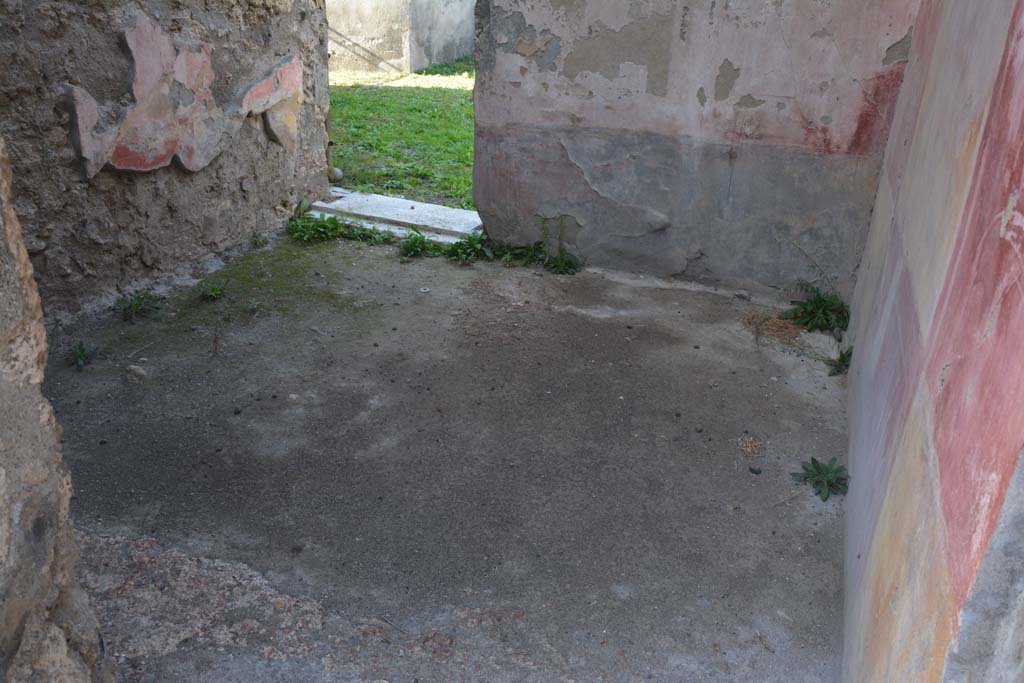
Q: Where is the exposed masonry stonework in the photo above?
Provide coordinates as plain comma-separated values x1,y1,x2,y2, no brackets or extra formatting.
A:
0,136,113,682
68,14,305,176
0,0,329,314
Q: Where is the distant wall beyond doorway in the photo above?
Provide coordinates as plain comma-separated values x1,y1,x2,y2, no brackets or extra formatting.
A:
327,0,475,74
474,0,920,296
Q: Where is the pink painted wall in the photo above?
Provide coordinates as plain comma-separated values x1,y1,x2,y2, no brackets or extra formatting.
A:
845,0,1024,678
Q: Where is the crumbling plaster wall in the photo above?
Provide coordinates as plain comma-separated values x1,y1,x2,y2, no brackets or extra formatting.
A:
327,0,411,73
475,0,919,294
845,0,1024,679
0,0,329,314
409,0,475,71
327,0,474,74
0,137,112,682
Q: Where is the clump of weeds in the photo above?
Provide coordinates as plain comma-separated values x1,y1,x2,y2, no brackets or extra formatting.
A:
290,213,582,275
792,457,850,502
544,248,581,275
445,231,493,264
780,280,850,340
287,214,395,244
114,289,164,322
399,229,446,258
498,241,547,267
67,341,96,371
826,347,853,376
198,280,226,301
251,230,270,248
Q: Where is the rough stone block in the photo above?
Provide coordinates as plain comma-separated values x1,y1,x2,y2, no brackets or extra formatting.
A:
0,136,113,681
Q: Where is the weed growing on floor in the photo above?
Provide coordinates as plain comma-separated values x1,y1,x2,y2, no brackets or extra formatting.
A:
445,231,493,264
67,341,96,371
288,214,396,245
399,229,447,258
545,248,581,275
198,280,226,301
498,241,547,268
290,215,582,275
404,229,579,272
251,230,269,248
792,457,849,502
114,289,164,322
780,281,850,340
826,347,853,376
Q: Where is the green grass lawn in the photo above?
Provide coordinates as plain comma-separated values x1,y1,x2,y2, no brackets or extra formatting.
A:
329,56,475,209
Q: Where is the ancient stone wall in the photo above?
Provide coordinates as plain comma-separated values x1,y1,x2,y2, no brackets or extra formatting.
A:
474,0,920,294
0,0,329,313
0,137,112,682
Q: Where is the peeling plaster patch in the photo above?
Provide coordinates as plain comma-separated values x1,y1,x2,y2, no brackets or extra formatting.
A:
490,7,561,72
515,34,552,57
697,87,707,106
811,27,833,39
714,59,740,101
550,0,585,16
736,94,765,109
679,5,690,41
776,101,787,110
883,29,913,66
562,13,674,96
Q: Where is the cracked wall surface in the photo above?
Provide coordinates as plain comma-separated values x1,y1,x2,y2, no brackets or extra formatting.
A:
475,0,920,293
845,0,1024,679
0,0,329,314
0,137,113,682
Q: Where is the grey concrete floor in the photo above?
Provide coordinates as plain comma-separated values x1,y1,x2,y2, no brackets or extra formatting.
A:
46,239,847,682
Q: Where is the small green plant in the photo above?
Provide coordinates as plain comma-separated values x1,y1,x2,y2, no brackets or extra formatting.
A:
399,229,447,258
291,214,582,277
445,232,493,264
198,280,225,301
545,248,581,275
287,215,396,245
826,347,853,376
247,298,261,314
780,281,850,340
792,457,850,501
114,289,164,322
251,230,269,248
497,241,547,267
66,341,96,371
293,198,312,217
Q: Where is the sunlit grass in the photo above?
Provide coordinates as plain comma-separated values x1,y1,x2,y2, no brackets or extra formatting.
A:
328,56,474,209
